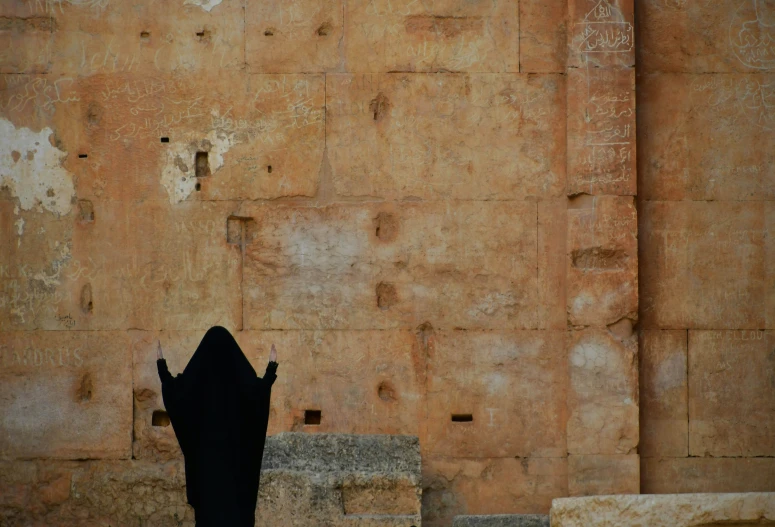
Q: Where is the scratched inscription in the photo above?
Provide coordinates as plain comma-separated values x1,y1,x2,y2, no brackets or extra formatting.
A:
578,0,634,53
730,0,775,70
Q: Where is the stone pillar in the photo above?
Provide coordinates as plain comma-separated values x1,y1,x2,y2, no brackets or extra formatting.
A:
564,0,639,495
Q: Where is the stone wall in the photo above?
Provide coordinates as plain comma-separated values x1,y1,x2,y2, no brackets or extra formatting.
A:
636,0,775,492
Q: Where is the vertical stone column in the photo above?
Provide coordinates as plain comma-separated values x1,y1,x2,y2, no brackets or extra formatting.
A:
564,0,639,495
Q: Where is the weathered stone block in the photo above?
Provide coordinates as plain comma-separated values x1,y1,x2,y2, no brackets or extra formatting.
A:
425,330,567,458
345,0,518,72
0,331,132,459
567,455,639,496
639,330,688,458
452,514,550,527
768,203,775,329
640,201,768,329
567,329,638,456
520,0,567,73
636,0,775,73
642,457,775,494
638,73,775,201
246,0,343,73
567,67,635,195
551,492,775,527
0,9,52,74
567,196,637,327
423,456,567,527
326,73,566,200
568,0,634,69
689,330,775,457
242,202,563,330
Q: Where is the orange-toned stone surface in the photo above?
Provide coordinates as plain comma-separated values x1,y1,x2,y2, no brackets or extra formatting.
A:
641,458,775,494
0,331,132,459
567,455,639,496
639,330,688,458
520,0,568,73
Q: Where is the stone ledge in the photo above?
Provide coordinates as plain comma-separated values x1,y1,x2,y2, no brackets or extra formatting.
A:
550,493,775,527
452,514,550,526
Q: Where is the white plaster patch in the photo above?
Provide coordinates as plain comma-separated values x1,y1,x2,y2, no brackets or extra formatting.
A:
0,119,75,217
14,217,24,236
184,0,223,12
160,129,235,204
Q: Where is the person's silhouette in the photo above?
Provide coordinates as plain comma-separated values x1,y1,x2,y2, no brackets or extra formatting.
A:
156,325,278,526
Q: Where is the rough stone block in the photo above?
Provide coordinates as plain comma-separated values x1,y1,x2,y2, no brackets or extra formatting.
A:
423,456,567,527
639,330,688,458
567,455,640,496
345,0,518,72
0,331,132,459
326,73,566,200
567,0,634,69
638,73,775,201
567,67,635,195
551,492,775,527
0,10,52,74
636,0,775,73
519,0,567,73
642,457,775,494
246,0,343,73
48,0,245,76
567,196,638,327
242,201,563,330
640,201,767,329
425,330,567,458
689,330,775,457
567,329,638,456
452,514,550,527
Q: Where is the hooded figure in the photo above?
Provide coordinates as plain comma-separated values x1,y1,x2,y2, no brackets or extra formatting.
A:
156,325,278,526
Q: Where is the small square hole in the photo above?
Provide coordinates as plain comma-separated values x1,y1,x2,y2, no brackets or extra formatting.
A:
195,182,201,191
304,409,321,425
152,410,170,427
451,413,473,422
267,165,272,173
160,137,169,143
140,31,150,41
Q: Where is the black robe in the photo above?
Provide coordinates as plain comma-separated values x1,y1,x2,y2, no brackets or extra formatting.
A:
156,325,278,527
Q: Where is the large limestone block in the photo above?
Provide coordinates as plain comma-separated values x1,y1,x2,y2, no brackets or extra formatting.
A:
2,200,242,331
567,455,639,496
452,515,549,527
242,201,564,330
642,457,775,494
0,3,52,74
638,73,775,201
246,0,344,73
519,0,567,73
567,195,638,327
689,330,775,457
423,456,567,527
48,0,245,76
0,331,132,459
567,329,638,456
636,0,775,72
639,330,688,457
640,201,768,329
425,330,567,458
550,493,775,527
345,0,518,73
567,0,634,69
133,330,425,460
326,73,566,200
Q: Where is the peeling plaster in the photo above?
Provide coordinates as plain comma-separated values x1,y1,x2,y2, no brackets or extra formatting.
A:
0,119,76,218
183,0,223,12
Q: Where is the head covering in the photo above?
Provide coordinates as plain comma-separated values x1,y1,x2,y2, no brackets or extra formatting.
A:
157,325,277,526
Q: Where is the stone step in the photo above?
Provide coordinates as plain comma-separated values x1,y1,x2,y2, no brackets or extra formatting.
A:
452,514,550,527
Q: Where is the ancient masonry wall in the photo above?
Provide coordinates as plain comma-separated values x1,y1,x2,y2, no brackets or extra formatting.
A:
636,0,775,493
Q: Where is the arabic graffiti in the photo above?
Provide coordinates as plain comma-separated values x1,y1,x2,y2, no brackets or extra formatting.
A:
578,0,634,53
730,0,775,69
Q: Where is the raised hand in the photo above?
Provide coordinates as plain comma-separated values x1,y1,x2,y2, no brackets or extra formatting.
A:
269,343,277,362
157,340,164,360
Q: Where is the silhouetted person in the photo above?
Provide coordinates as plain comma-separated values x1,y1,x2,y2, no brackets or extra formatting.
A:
156,325,278,526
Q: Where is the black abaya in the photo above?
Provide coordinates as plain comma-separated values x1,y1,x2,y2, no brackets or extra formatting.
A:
156,325,278,527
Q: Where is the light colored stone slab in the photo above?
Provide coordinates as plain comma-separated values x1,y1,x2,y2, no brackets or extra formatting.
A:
242,201,563,330
568,455,639,496
640,201,767,329
425,330,567,458
689,330,775,457
423,456,567,526
642,457,775,494
638,73,775,201
567,196,638,327
639,330,688,458
345,0,518,72
0,331,132,459
551,492,775,527
326,73,566,200
567,329,638,456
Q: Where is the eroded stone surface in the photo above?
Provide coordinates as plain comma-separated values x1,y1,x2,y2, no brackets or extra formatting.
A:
641,458,775,494
0,331,132,459
567,455,639,496
520,0,567,73
452,514,550,527
688,330,775,457
326,73,566,200
551,492,775,527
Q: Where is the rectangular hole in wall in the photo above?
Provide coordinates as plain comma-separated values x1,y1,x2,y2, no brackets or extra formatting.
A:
152,410,170,427
451,413,473,422
78,154,88,159
195,151,210,177
160,137,169,143
304,409,321,425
